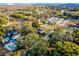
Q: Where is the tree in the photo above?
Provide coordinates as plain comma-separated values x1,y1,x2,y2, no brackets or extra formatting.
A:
17,33,40,50
51,41,79,56
0,25,6,41
10,13,27,19
0,14,8,25
16,33,50,56
32,21,40,29
26,33,41,48
21,22,36,35
26,39,49,56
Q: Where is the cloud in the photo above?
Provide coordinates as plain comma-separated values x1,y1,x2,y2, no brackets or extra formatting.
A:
0,0,79,3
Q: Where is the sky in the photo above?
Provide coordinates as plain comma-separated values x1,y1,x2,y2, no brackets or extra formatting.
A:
0,0,79,3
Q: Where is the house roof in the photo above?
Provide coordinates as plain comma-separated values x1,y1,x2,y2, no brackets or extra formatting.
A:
2,30,19,43
4,42,17,51
2,37,9,43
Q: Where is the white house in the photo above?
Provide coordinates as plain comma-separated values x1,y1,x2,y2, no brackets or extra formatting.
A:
47,17,58,25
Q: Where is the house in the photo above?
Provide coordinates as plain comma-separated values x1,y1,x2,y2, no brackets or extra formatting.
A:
47,17,58,25
4,42,17,51
47,16,66,25
2,30,18,43
6,29,17,36
61,9,65,14
37,29,45,35
2,29,21,51
2,37,9,43
70,24,79,28
60,18,65,21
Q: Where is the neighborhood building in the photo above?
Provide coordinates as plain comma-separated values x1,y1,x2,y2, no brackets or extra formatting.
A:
2,29,21,51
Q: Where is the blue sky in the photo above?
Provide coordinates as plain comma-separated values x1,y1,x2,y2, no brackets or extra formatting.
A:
0,0,79,3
